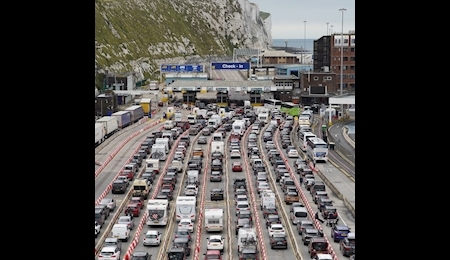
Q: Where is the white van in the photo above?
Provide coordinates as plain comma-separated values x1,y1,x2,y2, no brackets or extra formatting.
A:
111,223,130,242
290,207,308,225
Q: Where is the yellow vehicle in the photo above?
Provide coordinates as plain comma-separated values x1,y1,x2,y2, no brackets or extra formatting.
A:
192,147,204,157
132,178,151,199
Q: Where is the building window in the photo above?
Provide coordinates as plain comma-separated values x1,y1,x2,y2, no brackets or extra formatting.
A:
344,38,349,44
343,48,348,52
333,57,337,61
350,66,355,70
343,75,347,79
343,65,347,70
351,48,355,52
350,56,356,61
313,76,319,80
350,74,355,79
343,57,348,61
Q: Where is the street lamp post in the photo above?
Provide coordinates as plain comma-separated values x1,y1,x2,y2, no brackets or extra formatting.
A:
330,25,333,35
303,21,307,64
339,8,347,119
326,22,329,35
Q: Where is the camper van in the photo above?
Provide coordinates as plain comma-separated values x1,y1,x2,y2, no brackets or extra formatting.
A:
204,208,224,232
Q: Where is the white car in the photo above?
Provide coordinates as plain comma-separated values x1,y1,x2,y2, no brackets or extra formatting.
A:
99,198,116,211
230,149,241,158
268,223,286,237
117,215,134,230
184,185,198,196
95,221,101,238
178,218,194,233
116,176,129,185
207,235,224,251
143,230,162,246
288,149,299,158
257,182,270,194
98,246,121,260
265,141,274,149
314,254,333,260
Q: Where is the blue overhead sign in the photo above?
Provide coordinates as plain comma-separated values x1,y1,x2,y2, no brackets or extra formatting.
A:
161,64,203,72
211,62,250,70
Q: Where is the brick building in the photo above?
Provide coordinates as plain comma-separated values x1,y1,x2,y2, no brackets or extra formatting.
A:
313,32,355,91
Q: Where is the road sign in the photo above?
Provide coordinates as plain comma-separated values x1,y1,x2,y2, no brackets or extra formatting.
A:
160,64,203,73
211,62,250,70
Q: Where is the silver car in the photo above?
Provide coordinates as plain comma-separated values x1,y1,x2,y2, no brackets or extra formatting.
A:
118,215,134,230
99,198,116,211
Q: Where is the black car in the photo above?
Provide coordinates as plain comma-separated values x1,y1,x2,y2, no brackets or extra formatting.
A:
270,235,288,249
210,188,224,201
167,246,186,260
223,124,232,131
318,198,333,212
112,180,127,194
265,214,281,228
131,251,152,260
172,237,191,256
159,189,173,200
131,153,143,167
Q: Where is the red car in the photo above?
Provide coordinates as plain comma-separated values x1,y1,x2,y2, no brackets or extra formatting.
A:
120,170,134,181
130,197,144,209
124,203,140,217
232,162,243,172
203,250,222,260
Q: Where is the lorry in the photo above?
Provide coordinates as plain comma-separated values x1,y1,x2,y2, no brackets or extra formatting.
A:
237,227,258,253
187,114,197,124
155,138,170,153
139,98,152,114
205,208,224,232
150,144,166,161
95,123,106,146
125,105,145,123
131,178,151,199
96,116,119,138
145,159,160,174
111,111,132,129
232,120,246,136
210,141,225,155
174,112,183,122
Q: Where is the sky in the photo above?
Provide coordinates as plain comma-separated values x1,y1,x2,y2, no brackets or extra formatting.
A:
250,0,355,39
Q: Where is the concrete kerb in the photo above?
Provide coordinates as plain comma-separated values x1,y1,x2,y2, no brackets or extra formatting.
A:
242,127,267,260
259,124,303,260
288,122,338,260
342,127,355,148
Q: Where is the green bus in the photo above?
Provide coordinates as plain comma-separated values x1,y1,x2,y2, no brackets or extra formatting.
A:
280,102,300,116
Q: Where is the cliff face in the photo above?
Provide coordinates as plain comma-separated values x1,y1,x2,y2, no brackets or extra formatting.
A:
95,0,271,80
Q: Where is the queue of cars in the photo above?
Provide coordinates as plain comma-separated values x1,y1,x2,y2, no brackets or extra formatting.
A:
275,111,355,259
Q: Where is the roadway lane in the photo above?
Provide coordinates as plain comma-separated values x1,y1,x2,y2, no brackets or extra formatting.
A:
129,130,205,260
272,124,355,258
95,110,192,199
240,126,298,260
95,121,164,199
95,113,164,173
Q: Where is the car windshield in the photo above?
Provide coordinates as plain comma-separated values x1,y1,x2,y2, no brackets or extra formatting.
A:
272,236,285,241
209,238,222,242
312,242,327,250
146,234,157,238
168,252,184,259
206,254,220,259
271,226,283,230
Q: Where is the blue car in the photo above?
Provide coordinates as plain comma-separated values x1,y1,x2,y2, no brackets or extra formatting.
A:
331,225,351,242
